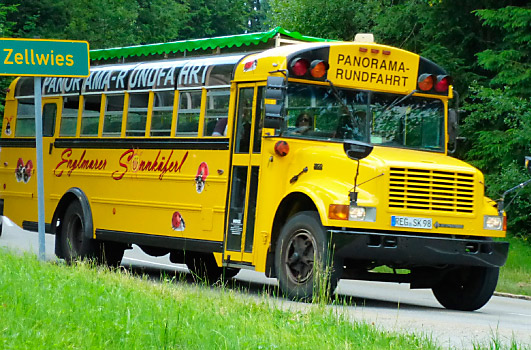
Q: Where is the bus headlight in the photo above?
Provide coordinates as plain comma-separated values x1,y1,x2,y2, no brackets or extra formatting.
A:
349,205,376,222
328,205,376,222
484,215,503,230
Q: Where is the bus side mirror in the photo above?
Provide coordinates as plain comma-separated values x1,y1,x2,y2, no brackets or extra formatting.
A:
447,108,459,154
264,76,286,129
343,140,373,160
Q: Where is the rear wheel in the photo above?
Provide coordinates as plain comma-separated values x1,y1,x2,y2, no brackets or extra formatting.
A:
61,201,98,263
432,266,499,311
185,252,239,283
275,211,341,301
61,201,124,267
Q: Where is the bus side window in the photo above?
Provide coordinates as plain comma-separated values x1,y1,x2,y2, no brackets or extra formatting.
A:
126,92,149,137
80,95,102,136
234,88,253,153
151,91,174,137
176,91,200,136
103,94,125,137
252,87,264,153
42,103,56,137
60,95,79,136
204,88,230,137
15,98,35,137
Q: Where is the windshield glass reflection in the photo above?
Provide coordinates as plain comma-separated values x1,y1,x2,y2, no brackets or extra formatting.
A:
283,83,445,152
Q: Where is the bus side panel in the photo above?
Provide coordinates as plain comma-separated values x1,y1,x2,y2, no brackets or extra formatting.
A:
50,146,231,243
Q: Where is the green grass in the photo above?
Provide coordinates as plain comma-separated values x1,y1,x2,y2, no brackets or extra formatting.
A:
0,248,438,350
497,235,531,296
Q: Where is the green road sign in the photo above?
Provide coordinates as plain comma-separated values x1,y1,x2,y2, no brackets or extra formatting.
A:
0,38,89,77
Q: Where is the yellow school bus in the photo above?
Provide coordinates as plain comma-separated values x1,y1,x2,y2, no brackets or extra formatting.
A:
0,31,509,311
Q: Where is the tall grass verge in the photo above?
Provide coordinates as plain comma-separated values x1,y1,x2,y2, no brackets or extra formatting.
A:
497,235,531,296
0,248,438,350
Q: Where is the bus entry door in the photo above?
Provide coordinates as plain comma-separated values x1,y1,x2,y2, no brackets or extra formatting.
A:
224,85,263,264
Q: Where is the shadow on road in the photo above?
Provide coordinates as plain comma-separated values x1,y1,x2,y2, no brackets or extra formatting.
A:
121,262,442,312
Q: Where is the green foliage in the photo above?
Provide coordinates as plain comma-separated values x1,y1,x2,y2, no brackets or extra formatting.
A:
268,0,379,41
459,6,531,239
0,3,18,120
474,6,531,97
461,84,531,238
136,0,190,43
1,0,257,49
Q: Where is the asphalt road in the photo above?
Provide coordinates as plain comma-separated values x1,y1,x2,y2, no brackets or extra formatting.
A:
1,217,530,349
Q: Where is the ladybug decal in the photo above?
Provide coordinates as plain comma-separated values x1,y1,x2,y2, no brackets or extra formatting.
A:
15,158,33,184
15,158,24,182
23,160,33,183
171,211,185,231
195,162,209,193
4,116,13,136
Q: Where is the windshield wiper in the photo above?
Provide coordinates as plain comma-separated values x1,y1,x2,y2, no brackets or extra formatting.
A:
325,79,355,120
381,90,418,112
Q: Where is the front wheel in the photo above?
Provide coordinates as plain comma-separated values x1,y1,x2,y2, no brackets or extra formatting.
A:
275,211,341,301
432,266,499,311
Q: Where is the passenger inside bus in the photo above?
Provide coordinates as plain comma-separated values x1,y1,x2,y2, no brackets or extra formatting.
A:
294,112,313,134
212,118,228,136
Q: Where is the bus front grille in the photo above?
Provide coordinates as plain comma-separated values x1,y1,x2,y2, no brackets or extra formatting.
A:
388,167,475,214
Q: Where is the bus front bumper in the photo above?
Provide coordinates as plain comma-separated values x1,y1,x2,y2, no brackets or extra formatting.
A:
329,229,509,268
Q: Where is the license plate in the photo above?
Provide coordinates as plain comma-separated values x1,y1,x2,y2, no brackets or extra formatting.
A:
391,216,432,229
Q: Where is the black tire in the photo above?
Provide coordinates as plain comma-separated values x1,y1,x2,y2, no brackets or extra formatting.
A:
99,241,125,268
185,252,235,283
432,266,499,311
275,211,341,301
61,200,99,263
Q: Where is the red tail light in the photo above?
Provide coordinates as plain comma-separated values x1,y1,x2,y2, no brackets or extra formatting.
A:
290,58,310,76
310,60,329,78
417,74,434,91
435,75,452,92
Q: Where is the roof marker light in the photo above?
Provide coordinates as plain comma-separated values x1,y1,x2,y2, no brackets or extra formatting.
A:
382,50,391,55
418,74,434,91
310,60,329,78
359,47,368,53
371,49,379,54
435,75,452,92
290,58,310,76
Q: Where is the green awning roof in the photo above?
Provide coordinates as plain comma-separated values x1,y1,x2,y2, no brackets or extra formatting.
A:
90,27,335,61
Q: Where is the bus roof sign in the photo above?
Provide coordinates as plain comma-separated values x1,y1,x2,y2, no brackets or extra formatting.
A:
0,38,90,78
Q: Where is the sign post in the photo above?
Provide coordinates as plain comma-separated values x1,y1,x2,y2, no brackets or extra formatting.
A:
1,38,89,260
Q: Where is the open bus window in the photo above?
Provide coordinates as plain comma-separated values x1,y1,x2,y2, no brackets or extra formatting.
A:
126,92,149,137
60,95,80,136
204,89,230,137
15,99,35,137
151,91,174,137
102,94,125,137
176,91,201,136
80,95,102,136
370,94,444,151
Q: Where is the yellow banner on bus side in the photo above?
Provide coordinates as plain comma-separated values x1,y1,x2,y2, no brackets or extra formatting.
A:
327,44,419,93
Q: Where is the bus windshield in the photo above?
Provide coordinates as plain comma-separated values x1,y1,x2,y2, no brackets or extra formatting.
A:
284,83,445,152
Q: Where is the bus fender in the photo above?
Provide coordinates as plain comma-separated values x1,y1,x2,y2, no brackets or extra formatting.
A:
53,187,94,258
